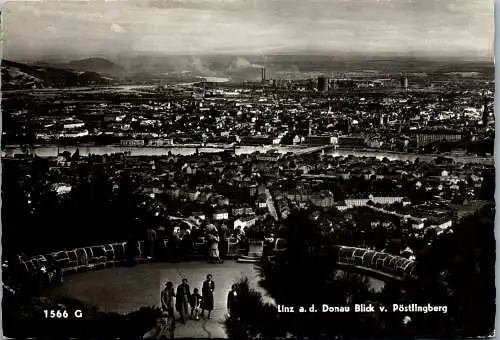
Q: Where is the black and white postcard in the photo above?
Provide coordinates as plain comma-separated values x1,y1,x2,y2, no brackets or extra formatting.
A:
1,0,495,338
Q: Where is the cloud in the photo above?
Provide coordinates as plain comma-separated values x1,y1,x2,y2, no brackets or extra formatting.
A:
147,0,246,10
230,57,263,70
111,23,125,33
2,0,493,60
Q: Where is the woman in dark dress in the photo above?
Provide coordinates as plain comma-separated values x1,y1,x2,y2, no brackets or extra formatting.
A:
201,274,215,319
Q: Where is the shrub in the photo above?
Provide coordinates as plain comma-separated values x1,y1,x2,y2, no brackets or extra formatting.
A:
3,291,161,338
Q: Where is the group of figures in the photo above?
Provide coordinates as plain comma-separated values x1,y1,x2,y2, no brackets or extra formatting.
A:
160,274,239,322
161,275,215,323
144,224,225,264
152,274,240,339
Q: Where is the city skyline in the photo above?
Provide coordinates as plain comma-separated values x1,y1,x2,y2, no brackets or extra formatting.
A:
3,0,494,62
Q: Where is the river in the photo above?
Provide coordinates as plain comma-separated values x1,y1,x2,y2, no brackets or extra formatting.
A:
1,145,494,165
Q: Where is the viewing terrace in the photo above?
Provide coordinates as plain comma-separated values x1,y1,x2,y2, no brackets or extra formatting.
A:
19,241,416,282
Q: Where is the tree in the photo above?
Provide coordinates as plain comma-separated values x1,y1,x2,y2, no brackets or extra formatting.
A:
225,210,381,339
378,204,496,338
2,160,156,256
225,205,495,339
223,278,279,340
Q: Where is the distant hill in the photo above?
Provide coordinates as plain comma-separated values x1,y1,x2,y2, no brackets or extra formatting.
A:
1,60,111,90
112,54,494,81
66,57,127,78
15,54,493,85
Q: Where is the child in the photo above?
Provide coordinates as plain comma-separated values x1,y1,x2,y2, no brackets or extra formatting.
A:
190,288,203,321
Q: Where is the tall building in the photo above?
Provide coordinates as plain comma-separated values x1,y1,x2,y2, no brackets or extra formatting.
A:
481,91,491,126
331,79,338,91
261,68,266,82
379,113,385,127
400,76,409,90
317,76,328,92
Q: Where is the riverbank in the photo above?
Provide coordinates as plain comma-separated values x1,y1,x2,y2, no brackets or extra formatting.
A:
2,144,494,165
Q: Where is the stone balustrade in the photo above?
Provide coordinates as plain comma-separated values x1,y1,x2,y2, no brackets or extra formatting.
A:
337,246,416,279
20,237,245,276
20,240,165,276
19,240,415,281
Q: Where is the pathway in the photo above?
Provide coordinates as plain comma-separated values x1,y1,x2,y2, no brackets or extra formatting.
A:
265,188,279,221
45,261,270,338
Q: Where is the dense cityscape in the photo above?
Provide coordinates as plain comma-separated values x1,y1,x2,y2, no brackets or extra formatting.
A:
2,65,495,339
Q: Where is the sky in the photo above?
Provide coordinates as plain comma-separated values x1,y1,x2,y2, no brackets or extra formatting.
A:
2,0,494,61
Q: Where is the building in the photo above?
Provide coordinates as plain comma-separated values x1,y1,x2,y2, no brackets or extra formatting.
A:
310,192,335,208
379,113,389,127
317,76,329,92
62,119,85,130
400,76,408,90
287,191,312,203
240,136,273,145
304,135,336,145
60,130,89,138
410,131,463,146
338,136,366,148
215,182,258,199
52,183,72,195
213,209,229,221
121,139,145,147
341,196,404,209
148,138,174,147
255,195,268,209
232,207,245,216
255,152,281,162
427,218,453,234
234,216,257,230
482,93,491,126
292,135,302,145
232,204,255,216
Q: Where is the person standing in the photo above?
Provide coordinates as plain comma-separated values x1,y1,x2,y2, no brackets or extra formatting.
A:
161,281,175,317
146,228,156,260
209,233,223,264
201,274,215,319
180,230,192,261
227,284,239,320
176,278,191,323
170,233,181,262
190,288,202,321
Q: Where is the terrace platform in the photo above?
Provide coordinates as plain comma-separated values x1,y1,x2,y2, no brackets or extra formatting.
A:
44,261,270,338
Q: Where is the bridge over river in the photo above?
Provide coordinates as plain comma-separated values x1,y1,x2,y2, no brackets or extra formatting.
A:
2,144,494,165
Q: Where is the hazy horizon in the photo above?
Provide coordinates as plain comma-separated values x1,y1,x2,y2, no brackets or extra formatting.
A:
3,0,493,63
